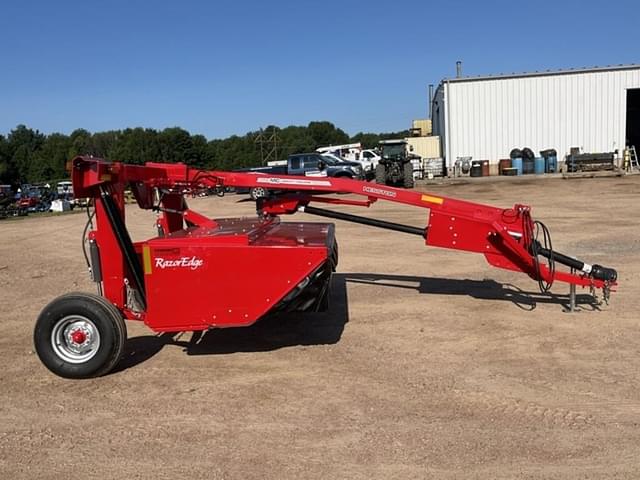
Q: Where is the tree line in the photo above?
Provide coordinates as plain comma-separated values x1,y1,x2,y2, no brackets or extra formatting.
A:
0,122,408,186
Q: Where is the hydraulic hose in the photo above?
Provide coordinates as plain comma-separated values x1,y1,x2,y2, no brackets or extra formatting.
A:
533,242,617,282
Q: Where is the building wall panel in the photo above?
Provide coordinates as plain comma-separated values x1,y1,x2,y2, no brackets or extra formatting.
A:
434,67,640,166
406,136,441,159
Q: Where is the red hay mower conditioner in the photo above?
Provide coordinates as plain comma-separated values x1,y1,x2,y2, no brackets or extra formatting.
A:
34,156,618,378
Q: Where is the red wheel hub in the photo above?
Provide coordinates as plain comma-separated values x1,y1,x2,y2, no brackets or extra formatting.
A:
70,329,87,344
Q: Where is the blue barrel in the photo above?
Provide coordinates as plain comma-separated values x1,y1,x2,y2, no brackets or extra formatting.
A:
545,155,557,173
540,149,558,173
511,157,523,175
534,157,545,174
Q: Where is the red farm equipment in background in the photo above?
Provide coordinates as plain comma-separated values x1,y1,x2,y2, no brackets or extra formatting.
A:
34,156,617,378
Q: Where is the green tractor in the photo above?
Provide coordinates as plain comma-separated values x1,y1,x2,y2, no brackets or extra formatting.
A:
375,139,416,188
0,185,16,219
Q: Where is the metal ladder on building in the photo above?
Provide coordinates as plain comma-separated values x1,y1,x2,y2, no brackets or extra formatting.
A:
630,146,639,171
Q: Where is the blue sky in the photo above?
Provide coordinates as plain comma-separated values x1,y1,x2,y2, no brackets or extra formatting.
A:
0,0,637,139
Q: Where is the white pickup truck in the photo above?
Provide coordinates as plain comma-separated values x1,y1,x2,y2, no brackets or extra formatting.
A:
316,143,380,178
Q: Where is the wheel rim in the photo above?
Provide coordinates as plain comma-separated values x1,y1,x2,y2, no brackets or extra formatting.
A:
50,315,101,364
253,187,266,198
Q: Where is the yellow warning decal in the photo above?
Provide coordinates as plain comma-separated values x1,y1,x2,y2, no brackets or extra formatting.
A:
142,246,152,275
421,194,444,205
99,173,112,182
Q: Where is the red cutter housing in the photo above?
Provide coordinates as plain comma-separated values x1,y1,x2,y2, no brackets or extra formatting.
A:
142,218,336,331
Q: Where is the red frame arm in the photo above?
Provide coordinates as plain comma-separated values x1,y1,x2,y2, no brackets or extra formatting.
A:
71,156,615,293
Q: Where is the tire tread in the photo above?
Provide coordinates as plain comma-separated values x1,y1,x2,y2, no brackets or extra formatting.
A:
34,292,127,379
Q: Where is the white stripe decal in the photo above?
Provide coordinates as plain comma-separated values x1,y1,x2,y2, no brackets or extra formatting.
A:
256,177,332,187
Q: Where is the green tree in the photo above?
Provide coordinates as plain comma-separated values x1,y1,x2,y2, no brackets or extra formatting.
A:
31,133,72,181
68,129,93,158
7,125,45,183
0,135,9,183
189,134,208,167
307,121,350,147
0,121,411,184
108,128,161,164
158,127,193,164
91,130,119,159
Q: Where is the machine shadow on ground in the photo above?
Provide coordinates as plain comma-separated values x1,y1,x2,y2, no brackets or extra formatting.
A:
113,274,350,373
342,272,600,312
113,272,599,374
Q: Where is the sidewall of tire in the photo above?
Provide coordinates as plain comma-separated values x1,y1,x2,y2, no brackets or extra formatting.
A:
34,293,126,379
403,162,414,188
375,164,386,184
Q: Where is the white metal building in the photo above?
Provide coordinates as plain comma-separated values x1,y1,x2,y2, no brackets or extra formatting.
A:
431,64,640,170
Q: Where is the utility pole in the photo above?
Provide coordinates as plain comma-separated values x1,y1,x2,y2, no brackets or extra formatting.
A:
255,127,279,165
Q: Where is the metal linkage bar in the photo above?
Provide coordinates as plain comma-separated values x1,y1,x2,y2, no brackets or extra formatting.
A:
300,205,426,238
99,187,147,310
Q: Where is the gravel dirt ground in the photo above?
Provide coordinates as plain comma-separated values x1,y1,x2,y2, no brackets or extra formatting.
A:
1,175,639,479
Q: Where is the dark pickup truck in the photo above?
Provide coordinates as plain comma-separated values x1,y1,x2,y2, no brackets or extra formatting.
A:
236,153,364,199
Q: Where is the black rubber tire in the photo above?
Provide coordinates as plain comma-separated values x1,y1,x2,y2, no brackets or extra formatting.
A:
318,238,339,312
521,147,535,159
249,187,267,201
403,162,415,188
330,239,339,272
509,148,522,159
375,164,386,184
34,292,127,379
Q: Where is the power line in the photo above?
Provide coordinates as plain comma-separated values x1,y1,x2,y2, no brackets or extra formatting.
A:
254,127,279,165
